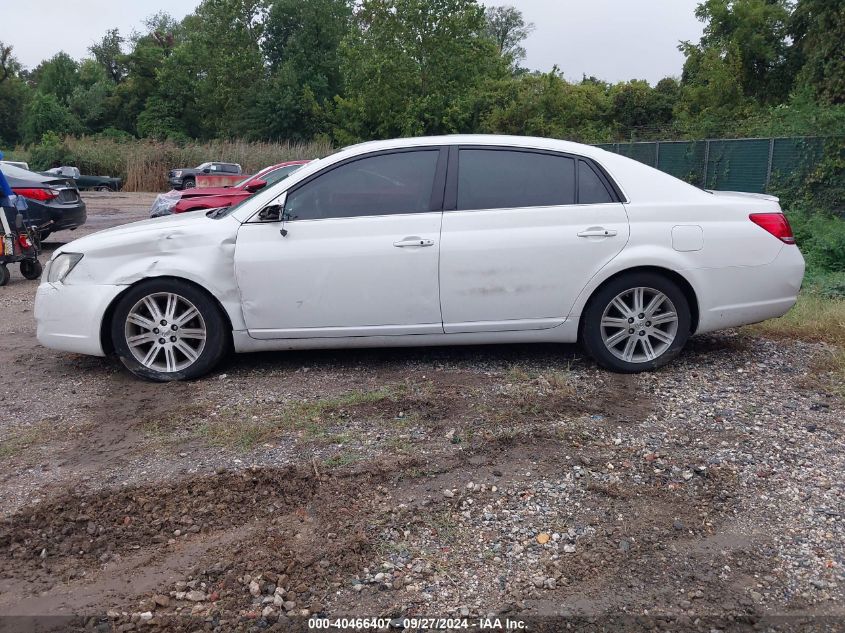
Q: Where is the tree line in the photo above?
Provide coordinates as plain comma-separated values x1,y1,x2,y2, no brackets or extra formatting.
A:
0,0,843,150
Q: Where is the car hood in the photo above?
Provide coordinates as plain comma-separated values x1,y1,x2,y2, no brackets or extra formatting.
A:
56,209,233,256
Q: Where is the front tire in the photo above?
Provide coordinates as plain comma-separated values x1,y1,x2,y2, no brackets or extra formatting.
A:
110,279,229,381
182,178,196,189
581,272,691,373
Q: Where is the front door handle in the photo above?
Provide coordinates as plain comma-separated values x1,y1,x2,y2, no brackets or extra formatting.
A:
577,227,618,238
394,237,435,248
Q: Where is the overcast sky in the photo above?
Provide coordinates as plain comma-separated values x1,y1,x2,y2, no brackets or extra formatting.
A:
4,0,704,85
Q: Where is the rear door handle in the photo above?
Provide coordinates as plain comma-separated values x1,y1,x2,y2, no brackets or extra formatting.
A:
394,237,435,248
577,227,617,238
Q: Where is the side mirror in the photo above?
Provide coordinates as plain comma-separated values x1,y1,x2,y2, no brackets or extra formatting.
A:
202,167,211,173
256,192,287,222
245,179,267,193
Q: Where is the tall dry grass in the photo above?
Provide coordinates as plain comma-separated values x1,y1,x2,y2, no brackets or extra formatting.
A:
15,137,335,192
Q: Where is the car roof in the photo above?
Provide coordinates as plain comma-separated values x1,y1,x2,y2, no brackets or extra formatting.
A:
334,134,707,202
341,134,611,160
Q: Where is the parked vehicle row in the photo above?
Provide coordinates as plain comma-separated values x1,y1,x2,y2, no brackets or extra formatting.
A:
0,163,87,241
35,135,804,381
151,161,309,217
168,162,243,190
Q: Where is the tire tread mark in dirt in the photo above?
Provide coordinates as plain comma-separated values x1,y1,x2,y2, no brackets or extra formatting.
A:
57,375,194,470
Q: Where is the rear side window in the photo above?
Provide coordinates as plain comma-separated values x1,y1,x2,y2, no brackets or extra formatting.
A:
285,150,440,221
457,149,575,211
578,160,613,204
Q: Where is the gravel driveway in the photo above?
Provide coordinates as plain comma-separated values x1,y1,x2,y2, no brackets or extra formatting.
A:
0,193,842,632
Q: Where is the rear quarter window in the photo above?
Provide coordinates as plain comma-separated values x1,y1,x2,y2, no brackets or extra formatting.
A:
578,160,614,204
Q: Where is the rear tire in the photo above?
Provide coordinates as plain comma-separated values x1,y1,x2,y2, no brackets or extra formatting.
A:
581,272,691,373
20,259,43,280
96,184,111,192
0,265,9,287
110,278,229,381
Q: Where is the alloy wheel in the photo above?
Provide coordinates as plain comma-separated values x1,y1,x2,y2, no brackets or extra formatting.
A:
600,286,679,363
124,292,207,373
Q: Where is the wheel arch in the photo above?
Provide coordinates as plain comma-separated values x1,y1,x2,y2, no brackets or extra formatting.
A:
577,266,700,339
100,275,234,355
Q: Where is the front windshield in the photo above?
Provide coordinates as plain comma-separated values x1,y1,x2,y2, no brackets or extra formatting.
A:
196,162,211,170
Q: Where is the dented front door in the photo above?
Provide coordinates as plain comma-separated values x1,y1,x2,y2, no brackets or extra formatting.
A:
233,148,446,339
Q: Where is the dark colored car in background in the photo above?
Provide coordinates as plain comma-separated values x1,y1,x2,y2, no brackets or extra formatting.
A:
0,163,87,240
44,166,122,191
151,161,309,217
168,162,242,190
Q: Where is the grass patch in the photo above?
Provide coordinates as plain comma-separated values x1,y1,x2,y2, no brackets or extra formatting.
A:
0,426,53,459
322,452,362,469
748,290,845,394
807,347,845,396
195,385,407,450
748,292,845,347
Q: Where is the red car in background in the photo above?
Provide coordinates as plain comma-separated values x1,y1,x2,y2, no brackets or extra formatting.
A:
150,160,310,217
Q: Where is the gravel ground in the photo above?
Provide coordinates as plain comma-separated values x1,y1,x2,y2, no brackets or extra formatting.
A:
0,193,843,632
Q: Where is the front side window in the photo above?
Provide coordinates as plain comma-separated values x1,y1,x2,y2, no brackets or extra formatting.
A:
457,149,576,211
284,151,439,221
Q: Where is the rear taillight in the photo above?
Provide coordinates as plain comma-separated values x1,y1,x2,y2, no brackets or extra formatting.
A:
13,187,58,202
18,234,32,249
749,213,795,244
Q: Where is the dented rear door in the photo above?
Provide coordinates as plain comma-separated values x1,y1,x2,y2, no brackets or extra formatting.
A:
439,148,629,333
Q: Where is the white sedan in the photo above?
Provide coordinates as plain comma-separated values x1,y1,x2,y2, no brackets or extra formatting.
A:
34,135,805,381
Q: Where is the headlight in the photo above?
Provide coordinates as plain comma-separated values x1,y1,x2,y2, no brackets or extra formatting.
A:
174,170,183,178
47,253,83,283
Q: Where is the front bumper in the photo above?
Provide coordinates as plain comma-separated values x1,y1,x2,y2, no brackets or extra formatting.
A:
168,177,184,189
35,281,125,356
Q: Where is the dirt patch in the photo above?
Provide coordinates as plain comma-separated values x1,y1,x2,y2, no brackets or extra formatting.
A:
0,438,744,632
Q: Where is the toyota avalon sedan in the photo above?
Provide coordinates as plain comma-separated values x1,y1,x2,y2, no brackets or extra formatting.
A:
34,135,804,381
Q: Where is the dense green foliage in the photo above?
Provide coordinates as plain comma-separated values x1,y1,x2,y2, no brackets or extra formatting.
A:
0,0,841,149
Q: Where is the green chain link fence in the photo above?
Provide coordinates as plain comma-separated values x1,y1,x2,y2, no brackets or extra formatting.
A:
595,136,837,194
